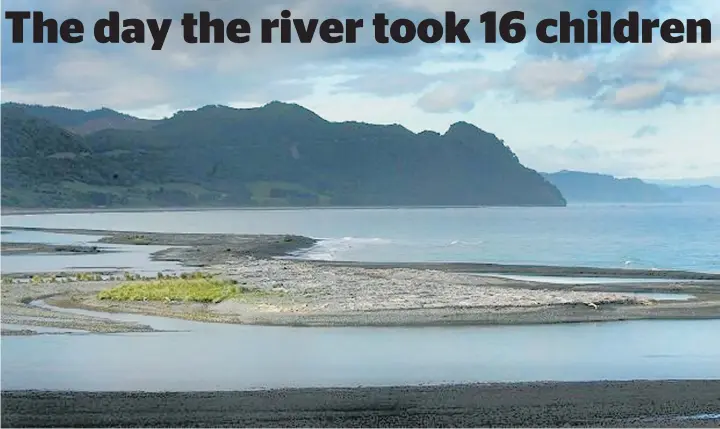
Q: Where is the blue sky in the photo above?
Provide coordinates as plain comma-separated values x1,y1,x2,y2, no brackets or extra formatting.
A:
2,0,719,179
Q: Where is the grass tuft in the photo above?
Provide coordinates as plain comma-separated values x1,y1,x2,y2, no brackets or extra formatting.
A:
127,234,151,245
97,276,272,303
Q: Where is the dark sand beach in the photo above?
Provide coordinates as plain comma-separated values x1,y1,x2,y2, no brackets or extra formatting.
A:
3,381,720,427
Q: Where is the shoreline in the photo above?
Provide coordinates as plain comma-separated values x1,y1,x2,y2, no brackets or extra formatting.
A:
2,203,571,216
43,277,720,329
1,242,109,255
3,380,720,427
2,227,720,334
5,201,714,217
316,260,720,280
6,225,720,279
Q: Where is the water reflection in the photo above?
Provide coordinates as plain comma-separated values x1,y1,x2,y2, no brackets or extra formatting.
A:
2,317,719,391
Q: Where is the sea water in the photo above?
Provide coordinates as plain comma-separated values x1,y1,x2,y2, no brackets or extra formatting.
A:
3,203,719,272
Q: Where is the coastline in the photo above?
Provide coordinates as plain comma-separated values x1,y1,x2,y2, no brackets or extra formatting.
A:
4,202,712,217
2,227,720,334
0,203,572,216
3,381,720,427
1,241,108,255
5,225,720,279
316,260,720,280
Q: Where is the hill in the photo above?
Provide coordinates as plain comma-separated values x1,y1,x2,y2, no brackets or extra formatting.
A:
543,171,678,203
1,102,158,135
661,185,720,202
543,171,720,203
1,102,566,209
1,105,140,207
647,177,720,188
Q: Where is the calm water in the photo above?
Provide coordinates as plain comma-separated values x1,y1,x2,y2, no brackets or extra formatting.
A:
470,273,699,284
2,302,719,391
3,204,720,272
0,230,187,275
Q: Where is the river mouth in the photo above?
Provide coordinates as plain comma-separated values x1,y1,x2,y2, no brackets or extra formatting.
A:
2,225,720,393
2,217,720,429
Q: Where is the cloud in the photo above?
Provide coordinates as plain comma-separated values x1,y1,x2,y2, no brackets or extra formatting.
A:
517,140,660,176
1,0,433,110
334,70,437,97
505,58,601,101
593,82,671,110
587,19,720,110
1,48,172,109
632,125,659,138
1,0,718,115
406,40,720,113
335,56,603,114
415,75,495,113
672,61,720,97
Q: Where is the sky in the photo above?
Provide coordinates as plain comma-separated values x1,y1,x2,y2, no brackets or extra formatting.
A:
2,0,719,180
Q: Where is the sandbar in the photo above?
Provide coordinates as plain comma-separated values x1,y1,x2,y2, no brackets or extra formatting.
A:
2,227,719,334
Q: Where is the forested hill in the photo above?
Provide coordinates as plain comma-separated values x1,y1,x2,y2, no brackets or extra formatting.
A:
543,171,720,203
1,101,566,209
1,102,157,135
543,171,678,203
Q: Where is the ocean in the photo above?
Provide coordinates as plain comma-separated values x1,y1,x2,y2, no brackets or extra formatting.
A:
3,203,719,272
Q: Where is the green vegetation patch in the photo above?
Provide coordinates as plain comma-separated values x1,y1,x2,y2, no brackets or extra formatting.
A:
126,234,151,245
97,275,272,303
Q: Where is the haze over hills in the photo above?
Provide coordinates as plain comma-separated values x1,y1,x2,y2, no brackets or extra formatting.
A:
660,184,720,203
646,177,720,188
1,102,566,209
543,171,720,203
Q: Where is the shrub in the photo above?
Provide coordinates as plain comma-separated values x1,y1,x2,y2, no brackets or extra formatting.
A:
97,276,265,303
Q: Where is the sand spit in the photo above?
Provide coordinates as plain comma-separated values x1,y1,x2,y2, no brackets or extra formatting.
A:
2,227,720,333
216,257,642,311
1,242,108,255
3,256,719,333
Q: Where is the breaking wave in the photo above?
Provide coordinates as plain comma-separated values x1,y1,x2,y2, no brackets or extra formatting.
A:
293,236,393,261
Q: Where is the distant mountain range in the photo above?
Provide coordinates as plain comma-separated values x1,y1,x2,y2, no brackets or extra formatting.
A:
1,102,566,209
646,177,720,188
543,171,720,203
